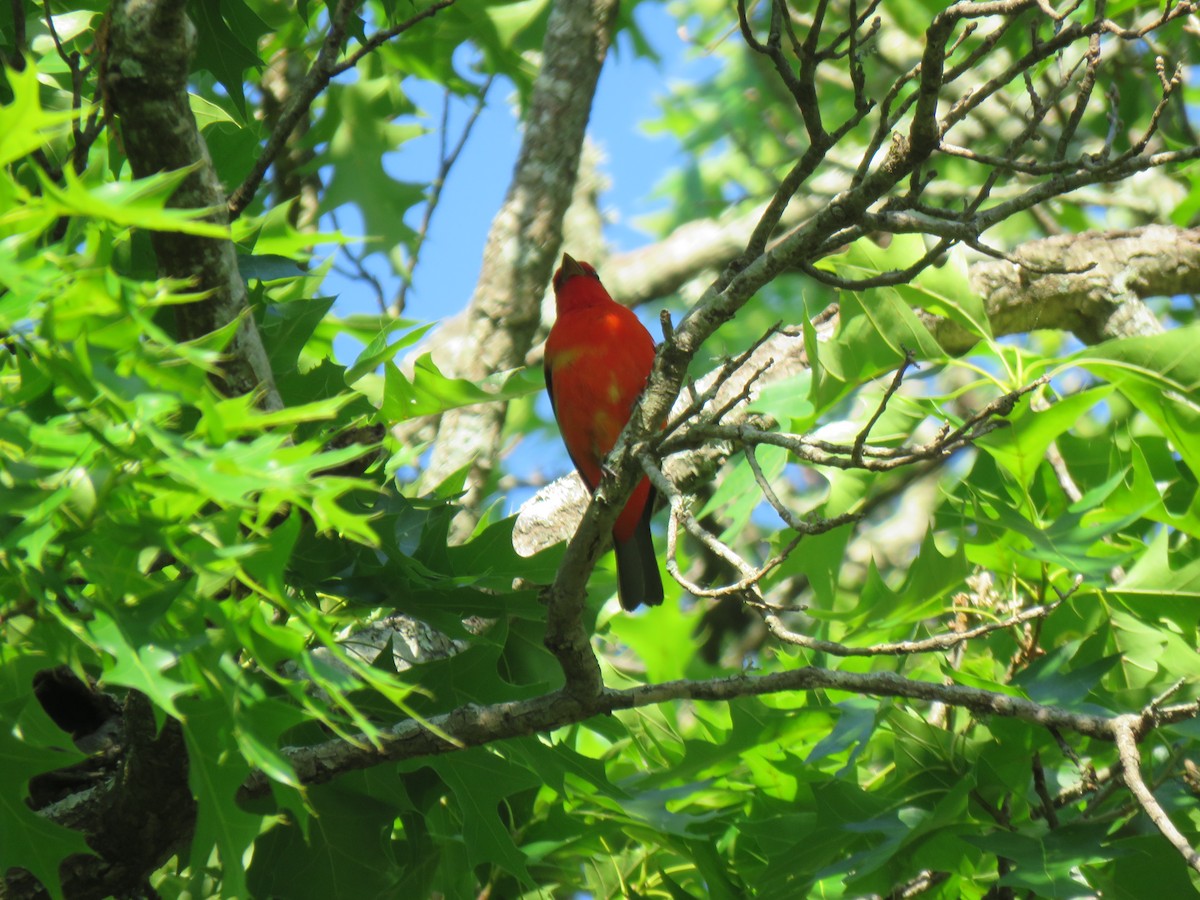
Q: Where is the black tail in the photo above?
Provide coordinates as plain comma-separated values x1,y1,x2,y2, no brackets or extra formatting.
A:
613,495,663,611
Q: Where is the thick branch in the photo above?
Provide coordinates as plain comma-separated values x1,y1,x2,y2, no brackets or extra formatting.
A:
953,224,1197,349
235,665,1200,799
103,0,281,409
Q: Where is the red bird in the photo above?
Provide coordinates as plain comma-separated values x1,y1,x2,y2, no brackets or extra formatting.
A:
544,253,664,610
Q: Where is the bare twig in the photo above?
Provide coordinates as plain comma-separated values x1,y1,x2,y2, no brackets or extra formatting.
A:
329,209,388,312
667,377,1044,472
648,452,776,599
331,0,460,78
1114,715,1200,874
764,599,1062,658
661,323,783,440
1032,752,1060,828
852,349,917,465
393,75,495,316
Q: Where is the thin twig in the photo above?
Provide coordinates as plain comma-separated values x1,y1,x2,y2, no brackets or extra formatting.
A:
666,377,1044,472
228,0,459,219
329,209,388,312
660,323,783,441
764,599,1062,658
1114,715,1200,874
330,0,460,78
852,349,917,465
393,75,494,316
1032,752,1060,828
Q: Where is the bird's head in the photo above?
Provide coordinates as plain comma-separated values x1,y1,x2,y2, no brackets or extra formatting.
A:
552,253,601,296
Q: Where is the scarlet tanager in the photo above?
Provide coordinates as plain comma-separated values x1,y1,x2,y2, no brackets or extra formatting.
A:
544,253,664,610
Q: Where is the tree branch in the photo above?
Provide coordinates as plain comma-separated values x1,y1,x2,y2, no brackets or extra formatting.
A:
103,0,282,409
1114,715,1200,874
232,665,1200,801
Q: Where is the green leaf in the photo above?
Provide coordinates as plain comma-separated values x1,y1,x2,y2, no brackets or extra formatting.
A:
978,387,1113,490
188,0,269,116
36,167,230,238
427,748,542,883
811,289,943,411
748,371,816,425
1070,324,1200,477
482,0,550,46
612,590,704,683
978,486,1146,579
0,735,92,900
0,64,76,168
895,245,993,341
320,76,424,256
446,514,563,588
696,444,787,539
1109,605,1200,689
189,92,240,130
344,320,435,385
381,355,542,421
0,659,91,900
246,775,408,897
237,254,307,283
182,695,263,899
259,296,337,377
1010,644,1120,707
805,700,878,769
852,529,969,629
1111,528,1200,600
962,825,1113,898
1091,834,1200,897
199,391,358,437
87,611,190,718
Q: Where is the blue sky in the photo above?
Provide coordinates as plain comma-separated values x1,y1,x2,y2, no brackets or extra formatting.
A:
325,2,715,329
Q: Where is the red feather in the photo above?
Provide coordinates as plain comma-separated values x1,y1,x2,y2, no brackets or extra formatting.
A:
544,253,663,610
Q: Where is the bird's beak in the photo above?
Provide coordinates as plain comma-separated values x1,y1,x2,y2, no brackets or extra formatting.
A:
559,253,588,280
